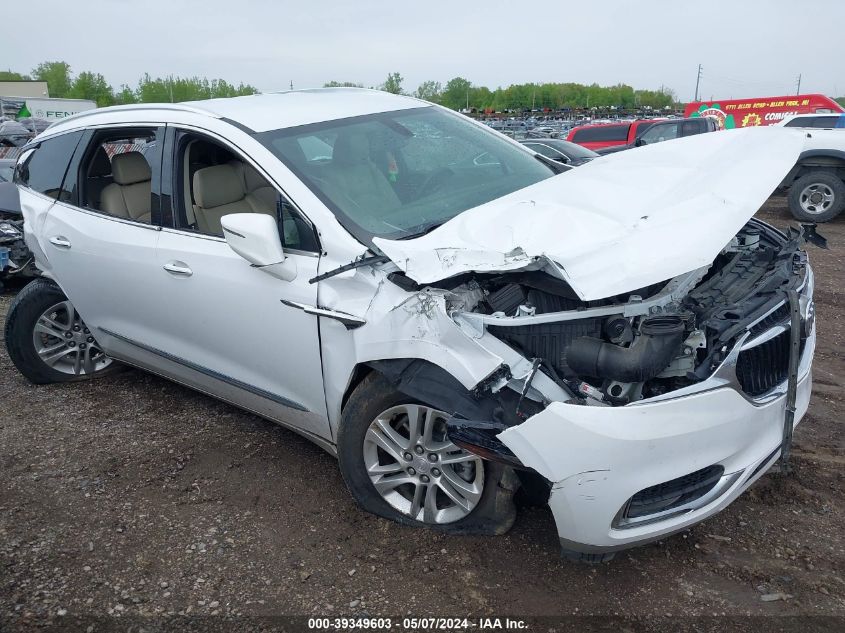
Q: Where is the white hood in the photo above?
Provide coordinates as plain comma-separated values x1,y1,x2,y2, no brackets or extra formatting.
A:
374,127,806,301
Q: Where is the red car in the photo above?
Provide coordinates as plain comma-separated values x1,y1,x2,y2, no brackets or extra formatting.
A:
566,119,659,150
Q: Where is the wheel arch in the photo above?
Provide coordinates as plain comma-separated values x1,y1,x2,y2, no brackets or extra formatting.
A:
339,358,532,430
782,150,845,187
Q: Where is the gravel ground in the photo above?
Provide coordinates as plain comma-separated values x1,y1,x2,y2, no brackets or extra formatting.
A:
1,197,843,631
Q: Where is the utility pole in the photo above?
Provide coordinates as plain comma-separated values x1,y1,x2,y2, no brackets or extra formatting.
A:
796,74,802,95
694,64,702,101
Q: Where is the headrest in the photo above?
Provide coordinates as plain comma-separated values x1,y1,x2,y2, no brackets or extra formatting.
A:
332,131,371,165
193,164,245,208
111,152,151,185
88,147,112,177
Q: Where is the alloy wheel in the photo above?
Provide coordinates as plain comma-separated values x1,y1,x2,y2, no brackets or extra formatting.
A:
31,300,112,376
363,404,484,524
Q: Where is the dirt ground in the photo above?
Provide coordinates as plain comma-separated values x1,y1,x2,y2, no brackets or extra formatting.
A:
0,197,843,632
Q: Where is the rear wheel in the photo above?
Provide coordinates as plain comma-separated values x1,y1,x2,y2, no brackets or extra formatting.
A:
788,171,845,222
337,372,517,534
4,278,119,384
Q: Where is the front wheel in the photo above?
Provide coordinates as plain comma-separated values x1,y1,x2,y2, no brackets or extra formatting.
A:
788,171,845,222
337,372,518,534
4,278,119,384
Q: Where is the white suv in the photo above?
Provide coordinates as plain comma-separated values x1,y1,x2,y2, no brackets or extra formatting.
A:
5,89,817,561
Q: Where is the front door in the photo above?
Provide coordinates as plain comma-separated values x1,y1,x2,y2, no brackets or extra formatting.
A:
148,127,330,440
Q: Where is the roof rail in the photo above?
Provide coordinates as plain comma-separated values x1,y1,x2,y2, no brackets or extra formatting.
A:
45,102,221,129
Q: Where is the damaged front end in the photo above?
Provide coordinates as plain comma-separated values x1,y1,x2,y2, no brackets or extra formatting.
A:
393,219,818,560
314,127,818,559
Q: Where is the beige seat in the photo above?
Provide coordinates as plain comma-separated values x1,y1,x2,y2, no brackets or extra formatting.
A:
100,152,152,222
193,163,275,235
235,162,304,246
228,160,277,214
319,131,400,217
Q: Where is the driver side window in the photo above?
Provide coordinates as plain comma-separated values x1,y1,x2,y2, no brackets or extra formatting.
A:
171,131,319,252
641,123,679,144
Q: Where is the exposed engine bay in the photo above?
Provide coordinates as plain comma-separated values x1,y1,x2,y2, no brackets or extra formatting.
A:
420,219,814,411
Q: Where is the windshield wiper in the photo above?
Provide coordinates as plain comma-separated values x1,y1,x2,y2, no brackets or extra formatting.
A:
309,254,391,284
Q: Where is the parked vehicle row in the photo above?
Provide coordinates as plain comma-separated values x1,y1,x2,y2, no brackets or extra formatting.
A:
5,90,819,561
0,117,53,147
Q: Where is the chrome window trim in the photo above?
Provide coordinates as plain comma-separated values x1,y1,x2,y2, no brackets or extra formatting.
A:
157,224,319,257
51,200,162,232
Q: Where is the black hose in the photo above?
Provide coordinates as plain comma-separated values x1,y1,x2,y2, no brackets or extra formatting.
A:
565,315,686,383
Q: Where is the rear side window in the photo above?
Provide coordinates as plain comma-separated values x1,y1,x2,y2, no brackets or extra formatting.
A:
571,125,629,143
681,120,701,136
14,131,83,201
813,116,839,128
73,128,159,222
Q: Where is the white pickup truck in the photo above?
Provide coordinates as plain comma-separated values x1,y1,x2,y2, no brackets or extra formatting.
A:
778,117,845,222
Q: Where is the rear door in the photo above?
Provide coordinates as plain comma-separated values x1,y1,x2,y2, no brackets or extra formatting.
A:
39,125,166,362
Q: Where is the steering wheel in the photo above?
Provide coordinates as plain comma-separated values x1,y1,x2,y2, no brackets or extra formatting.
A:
417,168,455,199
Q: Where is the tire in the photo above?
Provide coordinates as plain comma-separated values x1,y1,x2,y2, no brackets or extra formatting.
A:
4,278,121,384
337,371,518,535
787,171,845,222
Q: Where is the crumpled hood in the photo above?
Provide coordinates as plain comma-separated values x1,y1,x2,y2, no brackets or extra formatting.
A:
374,127,805,301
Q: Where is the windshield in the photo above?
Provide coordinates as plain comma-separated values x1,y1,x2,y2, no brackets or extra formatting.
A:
256,106,554,242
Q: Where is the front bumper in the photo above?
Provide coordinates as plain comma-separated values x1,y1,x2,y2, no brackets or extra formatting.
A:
498,323,815,556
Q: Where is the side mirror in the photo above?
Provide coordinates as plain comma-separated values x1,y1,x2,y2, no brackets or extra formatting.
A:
634,137,647,147
221,213,297,282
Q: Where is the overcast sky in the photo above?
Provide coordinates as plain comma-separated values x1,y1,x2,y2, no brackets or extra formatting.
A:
4,0,843,100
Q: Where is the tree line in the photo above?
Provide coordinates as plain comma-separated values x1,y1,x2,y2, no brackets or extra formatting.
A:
19,63,832,114
0,62,257,106
333,72,680,112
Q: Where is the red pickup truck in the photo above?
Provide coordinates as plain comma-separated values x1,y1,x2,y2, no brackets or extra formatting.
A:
566,119,659,150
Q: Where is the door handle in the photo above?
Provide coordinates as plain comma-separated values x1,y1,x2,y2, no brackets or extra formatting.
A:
163,261,193,277
49,236,72,249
